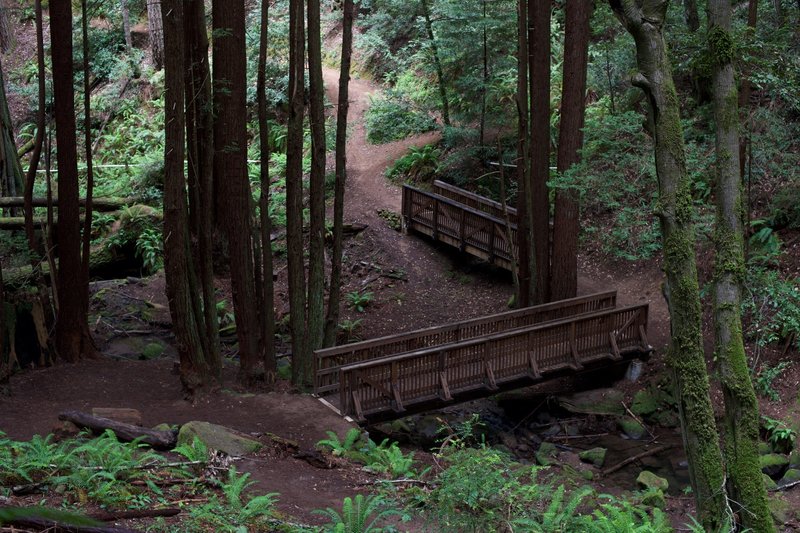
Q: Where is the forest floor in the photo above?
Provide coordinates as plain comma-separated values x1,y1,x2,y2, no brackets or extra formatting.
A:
8,67,800,530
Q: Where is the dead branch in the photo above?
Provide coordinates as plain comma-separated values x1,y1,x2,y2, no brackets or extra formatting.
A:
601,444,674,477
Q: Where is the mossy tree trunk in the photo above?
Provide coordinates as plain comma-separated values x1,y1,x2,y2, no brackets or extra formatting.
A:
708,0,775,530
0,57,23,205
608,1,728,529
421,0,450,127
324,0,356,347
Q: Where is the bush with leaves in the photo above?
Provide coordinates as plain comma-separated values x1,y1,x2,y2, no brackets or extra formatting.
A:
315,494,403,533
365,90,437,145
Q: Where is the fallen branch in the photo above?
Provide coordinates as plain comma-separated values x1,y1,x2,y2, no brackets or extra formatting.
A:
89,509,180,522
772,479,800,492
0,517,140,533
58,411,178,450
601,444,674,477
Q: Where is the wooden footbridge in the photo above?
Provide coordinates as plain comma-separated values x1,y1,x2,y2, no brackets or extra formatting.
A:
314,291,652,423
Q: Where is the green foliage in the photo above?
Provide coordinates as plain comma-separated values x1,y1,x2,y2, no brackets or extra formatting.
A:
0,507,102,527
338,319,364,342
346,291,375,313
752,361,791,401
743,268,800,353
315,494,403,533
365,90,437,144
318,428,365,457
134,227,163,273
589,496,671,532
318,429,420,479
386,144,440,183
762,416,797,454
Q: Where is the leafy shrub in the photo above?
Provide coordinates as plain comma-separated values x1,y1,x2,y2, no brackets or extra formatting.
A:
762,416,797,454
743,268,800,353
346,291,375,313
365,90,437,145
753,361,791,401
386,144,440,183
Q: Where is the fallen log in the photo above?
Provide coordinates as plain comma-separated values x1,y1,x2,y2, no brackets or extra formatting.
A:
0,213,121,231
0,509,140,533
58,410,178,450
0,197,132,210
89,509,181,522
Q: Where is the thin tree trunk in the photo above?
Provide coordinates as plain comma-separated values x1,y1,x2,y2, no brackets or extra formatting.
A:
307,0,326,356
161,0,214,395
738,0,757,180
515,0,532,308
257,0,276,377
323,0,355,347
287,0,309,386
0,1,11,53
684,0,700,32
421,0,450,127
1,58,23,206
213,0,261,385
529,0,550,303
147,0,164,70
81,0,96,352
708,1,774,530
50,0,94,363
184,0,220,380
479,0,488,149
609,1,728,529
120,0,133,54
551,0,591,301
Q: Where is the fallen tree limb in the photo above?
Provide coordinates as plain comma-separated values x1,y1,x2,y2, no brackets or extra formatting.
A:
0,516,140,533
0,197,133,210
601,444,674,477
58,411,178,450
89,509,180,522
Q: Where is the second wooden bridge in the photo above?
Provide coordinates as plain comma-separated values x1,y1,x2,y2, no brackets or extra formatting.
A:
315,291,651,423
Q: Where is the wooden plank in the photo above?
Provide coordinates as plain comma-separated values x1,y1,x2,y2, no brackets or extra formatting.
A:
439,371,452,401
609,332,622,361
639,325,650,349
351,390,364,421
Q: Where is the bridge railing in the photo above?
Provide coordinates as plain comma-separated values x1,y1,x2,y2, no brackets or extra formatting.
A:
314,291,617,395
337,304,649,421
432,180,518,225
402,185,517,269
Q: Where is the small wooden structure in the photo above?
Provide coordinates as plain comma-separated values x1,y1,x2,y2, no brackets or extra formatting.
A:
315,292,651,423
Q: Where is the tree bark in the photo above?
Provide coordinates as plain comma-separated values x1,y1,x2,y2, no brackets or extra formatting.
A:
515,0,533,308
1,58,23,205
551,0,591,301
58,411,178,449
184,0,220,380
80,0,96,356
684,0,700,32
609,1,728,529
738,0,757,180
120,0,133,54
212,0,261,384
708,0,774,530
161,0,215,395
421,0,450,127
529,0,551,303
324,0,356,347
287,0,309,387
0,1,12,53
257,0,276,376
50,0,95,363
147,0,164,70
307,0,326,355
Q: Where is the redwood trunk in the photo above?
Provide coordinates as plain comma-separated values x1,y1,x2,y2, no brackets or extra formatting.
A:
515,0,532,307
551,0,591,301
147,0,164,70
324,0,356,347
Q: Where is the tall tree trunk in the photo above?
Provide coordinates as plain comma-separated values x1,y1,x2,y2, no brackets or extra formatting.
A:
421,0,450,127
609,1,728,529
515,0,533,308
324,0,355,347
529,0,550,303
257,0,276,377
120,0,133,54
0,259,4,378
161,0,215,395
184,0,220,380
708,1,774,530
0,1,12,53
1,58,23,205
287,0,310,387
80,0,95,345
307,0,326,356
551,0,591,301
479,0,488,149
212,0,261,384
738,0,757,180
50,0,95,363
147,0,164,70
684,0,700,32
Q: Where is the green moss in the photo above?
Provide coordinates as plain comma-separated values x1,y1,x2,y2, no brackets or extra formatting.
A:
708,26,736,66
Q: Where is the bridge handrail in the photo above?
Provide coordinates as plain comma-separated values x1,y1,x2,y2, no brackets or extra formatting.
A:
337,304,649,420
314,291,617,394
432,180,518,223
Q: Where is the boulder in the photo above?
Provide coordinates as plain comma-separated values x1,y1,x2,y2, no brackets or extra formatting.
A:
536,441,558,466
763,473,778,491
631,390,659,417
558,389,624,416
789,448,800,469
640,489,666,510
636,470,669,492
618,416,646,440
760,453,790,479
578,447,607,468
177,421,262,457
779,468,800,488
758,441,773,456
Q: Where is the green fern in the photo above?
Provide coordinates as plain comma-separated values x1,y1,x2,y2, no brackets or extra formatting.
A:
315,494,402,533
317,428,364,456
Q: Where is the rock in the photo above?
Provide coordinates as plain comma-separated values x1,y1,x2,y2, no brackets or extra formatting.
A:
789,448,800,469
631,390,659,417
152,423,175,432
580,469,594,481
177,421,262,457
536,441,558,466
499,432,519,450
640,489,666,510
520,428,542,447
558,388,625,416
578,447,607,468
140,342,165,360
542,424,562,437
618,416,646,440
763,473,778,491
779,468,800,487
768,498,791,525
758,441,773,456
650,410,680,428
636,470,669,492
415,415,443,441
760,453,790,479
